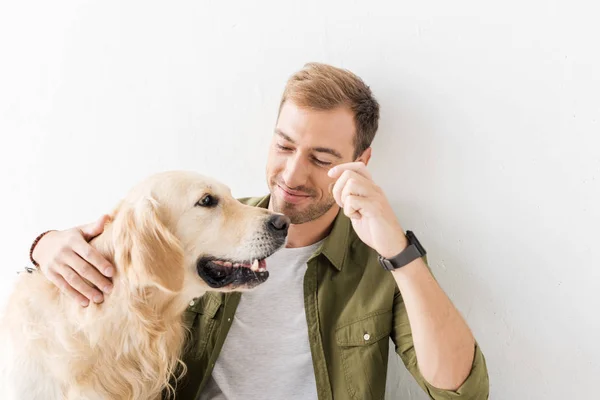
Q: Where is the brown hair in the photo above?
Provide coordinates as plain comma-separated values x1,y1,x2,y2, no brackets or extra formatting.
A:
279,62,380,159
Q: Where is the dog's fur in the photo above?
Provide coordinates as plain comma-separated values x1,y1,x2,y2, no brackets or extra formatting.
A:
0,171,287,400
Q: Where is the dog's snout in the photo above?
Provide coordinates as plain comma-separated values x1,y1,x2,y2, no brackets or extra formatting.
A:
266,214,290,235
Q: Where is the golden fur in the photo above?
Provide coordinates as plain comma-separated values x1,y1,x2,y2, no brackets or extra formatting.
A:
0,171,287,400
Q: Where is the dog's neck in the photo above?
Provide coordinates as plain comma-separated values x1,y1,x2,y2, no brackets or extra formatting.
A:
89,224,193,313
67,223,193,398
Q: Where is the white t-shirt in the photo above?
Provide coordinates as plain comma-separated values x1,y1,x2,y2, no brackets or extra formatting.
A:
200,241,323,400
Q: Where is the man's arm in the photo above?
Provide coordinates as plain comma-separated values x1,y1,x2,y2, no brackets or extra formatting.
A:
391,268,490,399
387,245,476,390
328,161,489,395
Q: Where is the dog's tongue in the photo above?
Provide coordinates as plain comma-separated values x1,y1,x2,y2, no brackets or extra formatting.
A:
259,259,267,270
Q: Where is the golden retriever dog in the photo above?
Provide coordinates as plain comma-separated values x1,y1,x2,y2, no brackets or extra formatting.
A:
0,170,289,400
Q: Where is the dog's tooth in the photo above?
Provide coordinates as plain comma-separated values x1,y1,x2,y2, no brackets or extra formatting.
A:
233,263,241,268
258,267,266,272
251,259,259,271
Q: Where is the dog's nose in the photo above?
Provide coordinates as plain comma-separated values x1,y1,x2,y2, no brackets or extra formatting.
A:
267,214,290,235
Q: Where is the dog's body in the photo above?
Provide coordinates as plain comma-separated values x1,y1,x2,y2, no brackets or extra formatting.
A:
0,171,288,400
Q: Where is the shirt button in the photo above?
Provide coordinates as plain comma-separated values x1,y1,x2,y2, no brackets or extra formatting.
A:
363,333,371,341
227,318,231,322
189,300,195,307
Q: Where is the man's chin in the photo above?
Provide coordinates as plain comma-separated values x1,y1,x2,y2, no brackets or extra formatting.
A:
272,196,336,225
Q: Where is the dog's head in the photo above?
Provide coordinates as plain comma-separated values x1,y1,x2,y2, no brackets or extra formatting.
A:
105,171,289,296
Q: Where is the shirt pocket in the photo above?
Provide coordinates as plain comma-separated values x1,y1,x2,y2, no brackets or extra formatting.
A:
336,309,393,400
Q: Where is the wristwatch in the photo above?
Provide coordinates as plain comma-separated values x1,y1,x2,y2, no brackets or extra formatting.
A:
378,230,426,271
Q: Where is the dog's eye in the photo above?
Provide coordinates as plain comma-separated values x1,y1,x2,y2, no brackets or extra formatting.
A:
196,194,218,208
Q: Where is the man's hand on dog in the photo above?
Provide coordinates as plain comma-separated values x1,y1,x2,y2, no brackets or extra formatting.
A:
32,215,115,307
328,162,408,259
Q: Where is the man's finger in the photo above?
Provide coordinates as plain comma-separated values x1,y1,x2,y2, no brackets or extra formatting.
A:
49,271,90,307
343,195,369,219
332,170,371,207
328,161,372,180
331,170,353,207
73,238,115,278
340,176,371,206
58,264,104,304
66,250,113,294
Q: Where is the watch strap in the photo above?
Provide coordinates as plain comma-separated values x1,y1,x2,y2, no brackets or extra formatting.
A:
378,231,426,271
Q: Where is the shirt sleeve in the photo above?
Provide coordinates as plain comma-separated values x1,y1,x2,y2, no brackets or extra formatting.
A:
390,273,490,399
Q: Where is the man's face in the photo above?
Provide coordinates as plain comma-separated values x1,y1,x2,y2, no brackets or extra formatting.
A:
266,101,365,224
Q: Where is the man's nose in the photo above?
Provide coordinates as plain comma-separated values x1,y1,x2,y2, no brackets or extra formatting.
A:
281,155,309,188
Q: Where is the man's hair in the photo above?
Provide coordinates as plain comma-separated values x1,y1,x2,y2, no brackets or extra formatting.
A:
279,62,380,159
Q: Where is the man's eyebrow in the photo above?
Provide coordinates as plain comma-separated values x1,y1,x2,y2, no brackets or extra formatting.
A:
275,129,343,159
275,129,295,143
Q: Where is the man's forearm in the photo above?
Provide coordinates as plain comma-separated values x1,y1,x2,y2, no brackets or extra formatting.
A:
391,257,475,391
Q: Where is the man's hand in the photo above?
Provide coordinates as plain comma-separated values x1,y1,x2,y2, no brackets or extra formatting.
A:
328,161,407,258
32,215,115,307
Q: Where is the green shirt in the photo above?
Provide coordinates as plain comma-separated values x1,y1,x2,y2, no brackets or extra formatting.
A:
171,195,489,400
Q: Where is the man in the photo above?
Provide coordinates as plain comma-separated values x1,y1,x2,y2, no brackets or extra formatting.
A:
30,63,489,399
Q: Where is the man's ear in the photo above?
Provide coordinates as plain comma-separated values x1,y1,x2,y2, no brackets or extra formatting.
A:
356,147,372,165
112,198,184,293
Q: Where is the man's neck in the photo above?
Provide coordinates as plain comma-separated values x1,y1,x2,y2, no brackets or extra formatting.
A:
269,201,339,248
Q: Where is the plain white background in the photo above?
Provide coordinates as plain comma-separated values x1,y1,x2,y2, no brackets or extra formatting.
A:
1,1,599,399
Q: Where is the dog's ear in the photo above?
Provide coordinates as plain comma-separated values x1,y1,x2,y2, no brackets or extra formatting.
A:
112,197,185,293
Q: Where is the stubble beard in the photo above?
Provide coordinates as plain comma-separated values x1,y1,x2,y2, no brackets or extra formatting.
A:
269,181,336,225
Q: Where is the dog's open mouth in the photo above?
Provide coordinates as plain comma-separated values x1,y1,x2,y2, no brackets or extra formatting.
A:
197,257,269,288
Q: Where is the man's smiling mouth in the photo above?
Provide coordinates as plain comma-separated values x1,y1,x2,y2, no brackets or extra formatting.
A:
278,185,311,197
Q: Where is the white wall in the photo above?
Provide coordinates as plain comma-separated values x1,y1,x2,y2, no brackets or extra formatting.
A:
1,1,598,399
